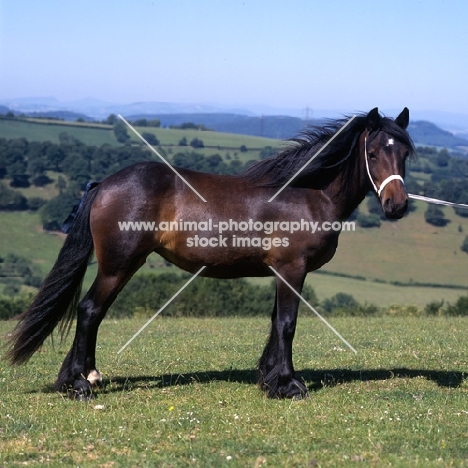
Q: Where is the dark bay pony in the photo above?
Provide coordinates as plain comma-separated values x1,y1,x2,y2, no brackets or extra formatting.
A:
6,107,414,400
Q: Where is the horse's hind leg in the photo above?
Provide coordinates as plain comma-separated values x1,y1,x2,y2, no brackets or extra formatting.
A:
55,256,147,400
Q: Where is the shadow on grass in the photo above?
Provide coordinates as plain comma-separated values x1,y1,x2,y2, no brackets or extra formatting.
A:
99,367,466,395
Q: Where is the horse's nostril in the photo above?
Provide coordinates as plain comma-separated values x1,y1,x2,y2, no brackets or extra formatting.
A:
383,196,408,219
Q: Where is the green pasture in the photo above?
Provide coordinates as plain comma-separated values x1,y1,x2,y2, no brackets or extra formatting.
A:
306,273,466,309
131,125,277,149
321,200,468,288
0,119,117,146
0,118,280,163
13,171,64,201
1,316,467,466
130,125,280,162
0,212,64,278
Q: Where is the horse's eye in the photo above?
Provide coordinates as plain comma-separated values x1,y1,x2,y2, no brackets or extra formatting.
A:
368,152,377,160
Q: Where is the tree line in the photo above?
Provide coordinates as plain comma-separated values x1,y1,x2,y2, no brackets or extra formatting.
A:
0,135,258,230
2,269,468,321
0,134,258,190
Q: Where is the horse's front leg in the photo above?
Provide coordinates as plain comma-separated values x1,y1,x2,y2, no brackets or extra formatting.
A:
258,269,308,399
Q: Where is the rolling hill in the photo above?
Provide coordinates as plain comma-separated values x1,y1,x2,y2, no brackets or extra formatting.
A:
2,99,468,149
127,113,468,148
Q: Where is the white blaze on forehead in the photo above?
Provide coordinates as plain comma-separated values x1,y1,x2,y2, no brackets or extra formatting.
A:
387,138,394,146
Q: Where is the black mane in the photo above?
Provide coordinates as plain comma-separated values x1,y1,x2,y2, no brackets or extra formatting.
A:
242,112,415,187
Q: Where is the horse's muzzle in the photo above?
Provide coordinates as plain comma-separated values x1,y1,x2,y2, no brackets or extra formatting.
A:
382,196,408,219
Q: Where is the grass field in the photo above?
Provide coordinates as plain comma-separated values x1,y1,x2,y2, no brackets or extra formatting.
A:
130,126,280,162
0,119,118,146
11,171,67,203
1,316,467,466
320,200,468,287
0,118,280,162
0,212,64,277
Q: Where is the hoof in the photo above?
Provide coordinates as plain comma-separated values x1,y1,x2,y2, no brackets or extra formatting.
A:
68,379,95,401
277,378,309,399
292,390,309,401
259,366,309,399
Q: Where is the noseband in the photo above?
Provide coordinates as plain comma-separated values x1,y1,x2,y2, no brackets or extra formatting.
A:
364,137,405,198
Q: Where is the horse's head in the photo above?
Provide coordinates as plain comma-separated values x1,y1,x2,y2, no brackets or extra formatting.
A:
361,107,412,219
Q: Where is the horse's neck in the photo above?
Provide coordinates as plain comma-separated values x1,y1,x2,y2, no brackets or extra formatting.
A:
321,153,369,221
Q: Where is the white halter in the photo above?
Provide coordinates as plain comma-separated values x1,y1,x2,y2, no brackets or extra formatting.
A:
364,137,405,198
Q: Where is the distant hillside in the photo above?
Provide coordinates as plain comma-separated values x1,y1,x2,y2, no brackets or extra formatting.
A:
408,120,468,149
25,110,94,122
128,113,309,140
129,112,468,149
2,97,468,145
2,102,468,149
0,97,253,120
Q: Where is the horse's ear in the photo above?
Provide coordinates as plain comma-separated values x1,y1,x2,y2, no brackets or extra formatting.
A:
366,107,381,132
395,107,409,130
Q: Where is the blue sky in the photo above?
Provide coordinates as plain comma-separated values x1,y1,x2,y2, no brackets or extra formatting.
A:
1,0,467,117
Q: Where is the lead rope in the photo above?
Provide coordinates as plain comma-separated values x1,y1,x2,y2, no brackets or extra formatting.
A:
408,193,468,210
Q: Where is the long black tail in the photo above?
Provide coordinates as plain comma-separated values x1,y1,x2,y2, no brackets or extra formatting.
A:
6,184,100,365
